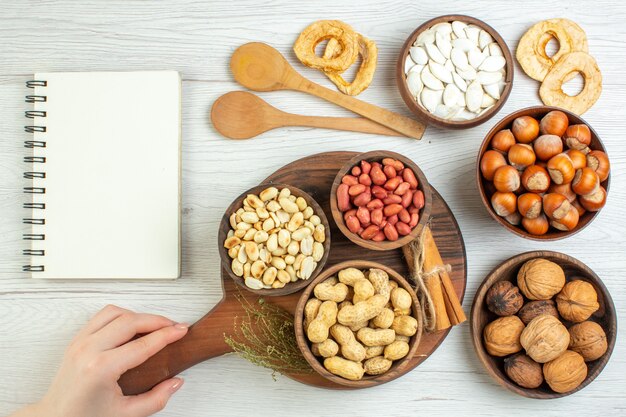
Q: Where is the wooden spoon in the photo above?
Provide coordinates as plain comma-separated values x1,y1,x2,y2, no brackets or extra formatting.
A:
230,43,426,140
211,91,403,139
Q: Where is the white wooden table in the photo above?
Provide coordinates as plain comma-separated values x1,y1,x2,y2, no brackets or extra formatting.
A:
1,1,625,415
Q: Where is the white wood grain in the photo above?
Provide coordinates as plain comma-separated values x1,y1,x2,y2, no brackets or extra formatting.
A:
1,1,625,415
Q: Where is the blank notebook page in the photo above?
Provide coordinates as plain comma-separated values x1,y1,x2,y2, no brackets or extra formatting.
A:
30,71,181,279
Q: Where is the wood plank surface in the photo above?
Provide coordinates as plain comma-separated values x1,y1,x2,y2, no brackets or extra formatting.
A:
1,1,626,416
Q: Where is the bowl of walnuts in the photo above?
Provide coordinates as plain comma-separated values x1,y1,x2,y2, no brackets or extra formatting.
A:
470,251,616,398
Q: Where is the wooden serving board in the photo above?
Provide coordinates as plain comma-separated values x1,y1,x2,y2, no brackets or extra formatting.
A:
119,151,466,394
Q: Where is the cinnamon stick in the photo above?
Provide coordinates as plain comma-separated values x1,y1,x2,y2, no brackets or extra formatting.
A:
402,240,451,332
422,227,467,325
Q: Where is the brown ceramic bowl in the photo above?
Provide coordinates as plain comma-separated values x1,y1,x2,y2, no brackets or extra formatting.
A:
397,14,514,129
295,260,423,388
329,150,432,251
477,106,611,240
218,183,331,296
471,251,616,399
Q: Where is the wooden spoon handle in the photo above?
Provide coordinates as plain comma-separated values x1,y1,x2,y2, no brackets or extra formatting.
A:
286,77,426,140
118,300,234,395
286,114,404,137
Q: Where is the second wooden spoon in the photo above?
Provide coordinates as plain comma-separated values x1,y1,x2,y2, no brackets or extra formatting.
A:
211,91,403,139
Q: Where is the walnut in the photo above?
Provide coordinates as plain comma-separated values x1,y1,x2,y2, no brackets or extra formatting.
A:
543,350,587,393
520,314,569,363
517,258,565,300
569,321,607,362
483,316,525,357
504,353,543,389
556,280,599,323
485,281,524,316
517,300,559,324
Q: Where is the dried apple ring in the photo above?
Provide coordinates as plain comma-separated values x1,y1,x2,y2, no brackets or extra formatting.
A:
294,20,358,72
322,35,378,96
539,51,602,115
517,19,588,81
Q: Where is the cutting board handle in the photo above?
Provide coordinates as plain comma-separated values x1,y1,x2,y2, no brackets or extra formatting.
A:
118,299,233,395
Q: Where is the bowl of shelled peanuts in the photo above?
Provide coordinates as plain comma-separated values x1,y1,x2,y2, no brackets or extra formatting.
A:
330,150,432,250
218,183,331,296
477,106,610,240
294,260,423,388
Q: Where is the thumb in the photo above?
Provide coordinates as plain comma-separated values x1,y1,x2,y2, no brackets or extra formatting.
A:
123,377,184,417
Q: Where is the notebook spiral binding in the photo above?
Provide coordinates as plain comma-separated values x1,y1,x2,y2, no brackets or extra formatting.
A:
23,80,47,273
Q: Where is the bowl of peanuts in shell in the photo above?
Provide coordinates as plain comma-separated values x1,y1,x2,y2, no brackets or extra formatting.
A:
330,150,432,251
219,183,331,296
295,260,423,387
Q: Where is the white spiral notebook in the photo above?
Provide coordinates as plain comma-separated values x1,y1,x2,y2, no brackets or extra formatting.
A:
24,71,181,279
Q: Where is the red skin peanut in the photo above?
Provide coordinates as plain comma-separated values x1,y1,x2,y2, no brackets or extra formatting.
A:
382,158,404,171
337,184,351,212
356,207,370,225
360,225,380,240
398,209,411,224
372,231,386,242
370,208,384,225
343,209,357,221
342,175,359,186
351,166,362,176
383,165,397,179
402,169,418,189
408,206,419,214
353,192,372,207
409,213,419,227
412,190,425,209
359,174,372,186
370,165,387,185
383,223,399,241
400,190,413,208
346,215,360,233
371,186,388,199
394,181,411,196
384,177,402,191
383,195,402,205
366,199,384,210
360,160,372,175
348,184,366,196
396,222,412,236
387,215,398,225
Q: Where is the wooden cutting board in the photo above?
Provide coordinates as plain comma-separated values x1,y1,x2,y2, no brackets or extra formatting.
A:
119,151,467,394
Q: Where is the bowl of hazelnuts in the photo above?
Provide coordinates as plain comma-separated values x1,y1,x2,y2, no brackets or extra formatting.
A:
470,251,616,398
477,106,611,240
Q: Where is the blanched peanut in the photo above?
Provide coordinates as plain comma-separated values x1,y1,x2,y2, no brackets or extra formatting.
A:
364,356,393,376
391,287,412,316
391,315,418,337
371,308,395,329
364,345,385,359
357,327,396,347
353,279,375,304
330,324,366,362
384,340,410,361
337,294,387,326
311,339,339,358
324,356,364,381
307,301,338,343
314,277,349,303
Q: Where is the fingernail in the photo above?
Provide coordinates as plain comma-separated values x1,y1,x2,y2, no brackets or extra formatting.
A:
174,323,189,330
169,378,184,393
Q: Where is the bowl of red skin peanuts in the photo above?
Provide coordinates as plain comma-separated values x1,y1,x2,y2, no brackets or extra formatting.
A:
330,150,432,250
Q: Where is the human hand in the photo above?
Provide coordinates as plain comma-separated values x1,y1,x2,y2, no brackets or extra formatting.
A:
12,305,188,417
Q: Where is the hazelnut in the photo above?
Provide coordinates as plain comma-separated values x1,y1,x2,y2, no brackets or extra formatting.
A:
556,280,600,323
483,316,525,357
504,353,543,389
517,299,559,325
517,258,566,300
485,281,524,316
568,321,608,362
520,315,569,363
543,350,587,393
